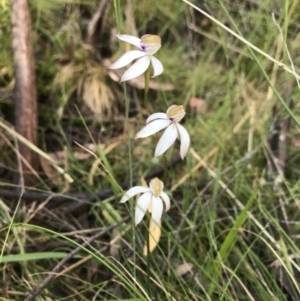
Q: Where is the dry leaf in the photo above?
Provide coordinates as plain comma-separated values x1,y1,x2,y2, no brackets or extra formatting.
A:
189,97,208,115
79,68,116,118
292,139,300,147
143,221,162,256
48,143,98,164
110,228,121,258
102,203,122,224
73,143,97,160
176,262,194,277
40,144,97,187
39,156,62,187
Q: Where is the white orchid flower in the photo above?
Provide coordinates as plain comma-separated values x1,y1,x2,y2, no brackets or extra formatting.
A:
108,34,163,82
120,177,170,229
136,105,190,159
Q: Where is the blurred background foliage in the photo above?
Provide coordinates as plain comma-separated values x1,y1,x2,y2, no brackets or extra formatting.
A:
2,0,300,300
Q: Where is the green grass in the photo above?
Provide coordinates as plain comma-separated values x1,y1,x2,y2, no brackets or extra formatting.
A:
1,0,300,300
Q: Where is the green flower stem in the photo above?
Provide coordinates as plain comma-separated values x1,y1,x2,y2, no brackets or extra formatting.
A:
144,66,168,183
123,79,137,292
162,153,168,182
113,0,136,287
144,66,151,114
146,215,151,297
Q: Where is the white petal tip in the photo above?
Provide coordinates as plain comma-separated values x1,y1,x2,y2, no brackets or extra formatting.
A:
135,132,143,139
180,151,188,160
154,149,164,157
151,72,163,79
108,62,121,70
180,148,189,159
120,76,129,82
135,217,144,226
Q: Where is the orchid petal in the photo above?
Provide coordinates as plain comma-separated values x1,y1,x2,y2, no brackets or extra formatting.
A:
177,124,190,159
109,50,146,70
154,123,177,157
160,192,170,212
135,192,152,225
149,177,164,197
146,113,168,124
116,34,142,49
167,105,186,123
135,119,171,138
121,56,151,82
150,56,164,77
120,186,150,203
151,196,164,229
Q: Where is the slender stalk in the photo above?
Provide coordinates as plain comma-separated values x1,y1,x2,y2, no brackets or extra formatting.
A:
123,84,136,284
162,154,168,182
144,66,168,184
113,0,136,287
123,61,137,295
146,216,151,296
144,66,151,114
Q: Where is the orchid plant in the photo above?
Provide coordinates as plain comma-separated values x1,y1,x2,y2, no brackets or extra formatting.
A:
109,32,190,254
